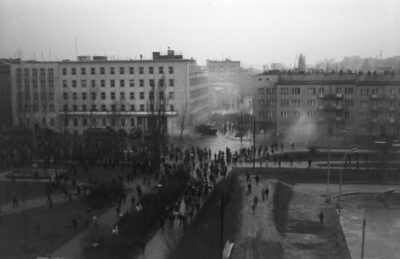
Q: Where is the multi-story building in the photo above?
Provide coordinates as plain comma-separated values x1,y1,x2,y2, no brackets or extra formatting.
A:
0,59,19,129
254,72,400,138
10,49,211,135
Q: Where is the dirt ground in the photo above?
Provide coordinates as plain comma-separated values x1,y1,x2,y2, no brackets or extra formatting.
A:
232,176,350,259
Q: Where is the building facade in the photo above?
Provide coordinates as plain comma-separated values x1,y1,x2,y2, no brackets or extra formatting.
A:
0,59,18,129
254,73,400,138
10,50,211,135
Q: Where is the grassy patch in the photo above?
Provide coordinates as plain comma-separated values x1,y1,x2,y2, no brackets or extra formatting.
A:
168,174,243,259
0,201,91,258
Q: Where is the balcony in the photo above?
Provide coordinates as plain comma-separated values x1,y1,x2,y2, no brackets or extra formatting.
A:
336,105,343,110
336,117,343,121
371,94,378,99
318,93,344,99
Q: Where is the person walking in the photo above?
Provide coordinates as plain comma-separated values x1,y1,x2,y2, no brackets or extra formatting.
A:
265,187,269,200
247,183,252,194
319,210,325,224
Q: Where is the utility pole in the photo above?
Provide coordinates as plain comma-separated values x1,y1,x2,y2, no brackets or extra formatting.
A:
220,191,224,259
253,115,256,168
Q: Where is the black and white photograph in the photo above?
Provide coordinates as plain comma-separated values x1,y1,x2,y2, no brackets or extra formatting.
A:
0,0,400,258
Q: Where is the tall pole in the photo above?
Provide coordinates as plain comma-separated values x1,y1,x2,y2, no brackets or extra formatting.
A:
327,144,331,202
253,115,256,169
361,217,366,259
220,192,224,259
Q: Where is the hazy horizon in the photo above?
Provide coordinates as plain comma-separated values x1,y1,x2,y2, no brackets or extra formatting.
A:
1,0,399,69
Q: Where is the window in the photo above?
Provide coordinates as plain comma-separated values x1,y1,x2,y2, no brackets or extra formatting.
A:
111,80,115,87
140,79,144,87
81,67,86,75
372,88,378,95
130,118,135,126
81,80,86,88
318,88,325,94
121,118,126,126
48,79,54,88
307,88,316,94
170,105,174,111
140,104,144,111
291,100,300,106
149,79,154,87
149,92,154,99
50,118,54,127
281,111,289,118
149,67,154,74
64,118,68,126
82,92,87,100
101,80,105,87
120,67,124,74
91,67,96,75
129,67,134,74
72,68,76,75
140,92,144,99
280,100,289,107
102,118,106,126
120,80,125,87
111,104,116,111
100,67,105,75
361,89,369,96
130,105,135,111
73,119,78,126
63,105,68,112
280,88,289,95
291,88,300,95
49,105,54,112
120,92,125,100
345,100,354,107
101,105,106,111
159,79,164,87
169,92,174,100
345,111,353,119
361,112,368,120
336,87,342,94
110,67,115,74
159,66,164,74
91,80,96,88
130,92,135,100
307,100,316,106
62,80,67,88
121,105,125,112
169,79,174,87
73,105,78,111
139,67,144,74
101,92,106,100
169,66,174,74
82,118,87,127
91,105,96,111
259,88,265,95
82,105,87,111
72,92,77,100
72,80,77,88
345,88,354,94
91,92,96,100
111,92,115,100
62,68,67,75
129,79,134,87
63,92,68,100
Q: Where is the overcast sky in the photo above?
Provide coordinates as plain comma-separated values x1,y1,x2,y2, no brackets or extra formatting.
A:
1,0,399,69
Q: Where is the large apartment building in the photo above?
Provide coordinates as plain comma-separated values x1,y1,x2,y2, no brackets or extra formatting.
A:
254,73,400,138
10,50,211,135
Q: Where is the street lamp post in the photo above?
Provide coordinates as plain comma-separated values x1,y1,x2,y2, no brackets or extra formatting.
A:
326,143,331,202
360,188,394,259
338,148,358,211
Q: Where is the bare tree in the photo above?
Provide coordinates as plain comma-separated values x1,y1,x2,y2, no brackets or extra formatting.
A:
176,101,191,141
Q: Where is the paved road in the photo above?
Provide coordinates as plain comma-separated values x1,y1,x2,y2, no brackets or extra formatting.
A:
231,177,281,259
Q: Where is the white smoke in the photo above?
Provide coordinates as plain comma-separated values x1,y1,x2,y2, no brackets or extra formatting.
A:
284,113,317,146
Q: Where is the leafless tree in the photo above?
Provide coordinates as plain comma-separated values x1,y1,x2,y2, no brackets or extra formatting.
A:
176,101,191,141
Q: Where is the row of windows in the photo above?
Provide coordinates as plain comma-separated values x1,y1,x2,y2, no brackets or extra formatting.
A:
260,111,397,120
62,66,174,76
17,80,54,88
16,68,54,78
260,87,400,96
17,104,55,112
63,91,174,101
258,99,400,107
62,104,174,113
64,117,146,128
17,92,55,100
62,79,174,88
20,118,55,127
